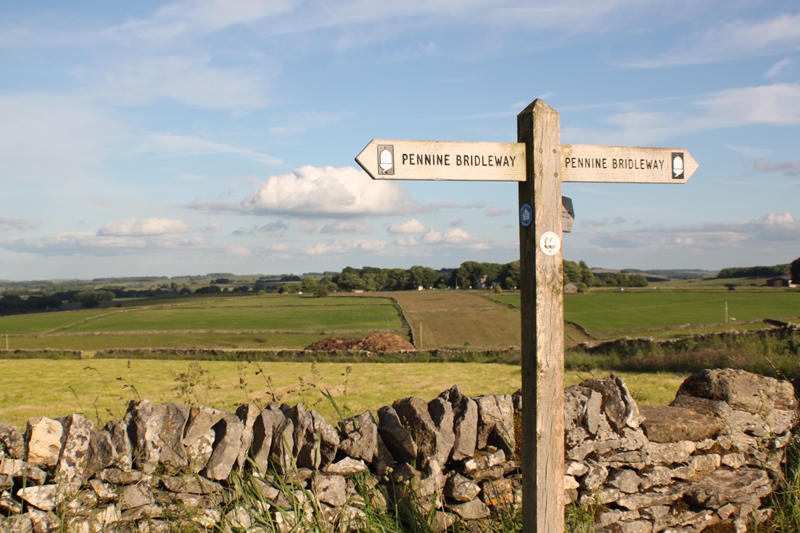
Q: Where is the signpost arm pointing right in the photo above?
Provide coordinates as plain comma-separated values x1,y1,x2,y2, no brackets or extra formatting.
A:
518,100,565,533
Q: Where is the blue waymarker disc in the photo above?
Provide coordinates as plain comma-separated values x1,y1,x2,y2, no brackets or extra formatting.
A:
520,204,533,227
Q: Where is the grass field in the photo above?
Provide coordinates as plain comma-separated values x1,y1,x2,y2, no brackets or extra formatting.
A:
0,295,407,350
0,358,686,431
494,291,799,335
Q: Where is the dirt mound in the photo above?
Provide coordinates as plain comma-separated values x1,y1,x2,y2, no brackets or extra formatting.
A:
306,333,415,352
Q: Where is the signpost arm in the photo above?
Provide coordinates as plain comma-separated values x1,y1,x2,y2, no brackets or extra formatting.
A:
518,100,565,533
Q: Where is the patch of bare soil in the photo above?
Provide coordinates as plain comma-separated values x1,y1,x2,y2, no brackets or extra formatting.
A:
306,333,415,352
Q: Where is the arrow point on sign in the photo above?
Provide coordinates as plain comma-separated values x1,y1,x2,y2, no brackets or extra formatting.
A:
683,151,699,181
355,140,378,180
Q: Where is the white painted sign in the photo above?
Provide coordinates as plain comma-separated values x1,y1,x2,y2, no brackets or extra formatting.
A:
355,139,526,181
561,144,698,183
540,232,561,256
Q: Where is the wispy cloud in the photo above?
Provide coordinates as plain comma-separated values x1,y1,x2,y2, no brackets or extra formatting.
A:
106,0,295,42
588,212,800,253
87,55,272,110
139,132,282,164
625,13,800,68
0,232,207,257
754,159,800,177
565,83,800,145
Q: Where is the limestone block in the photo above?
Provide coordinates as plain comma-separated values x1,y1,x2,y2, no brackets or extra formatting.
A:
473,394,514,454
17,484,59,511
676,368,798,414
182,405,226,473
338,411,378,463
377,406,416,464
444,473,480,502
202,411,244,481
0,423,24,460
24,417,63,468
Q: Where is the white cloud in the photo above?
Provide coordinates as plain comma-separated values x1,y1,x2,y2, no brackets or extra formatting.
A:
304,239,387,255
0,217,40,232
240,165,419,217
387,219,426,234
393,227,488,250
321,221,372,235
98,218,191,236
587,212,800,253
139,132,282,164
486,208,509,217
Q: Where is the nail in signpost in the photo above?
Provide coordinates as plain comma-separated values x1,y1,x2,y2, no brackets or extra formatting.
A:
356,99,697,533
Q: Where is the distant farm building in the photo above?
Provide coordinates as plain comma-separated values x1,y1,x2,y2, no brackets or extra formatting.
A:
564,282,580,294
765,277,793,288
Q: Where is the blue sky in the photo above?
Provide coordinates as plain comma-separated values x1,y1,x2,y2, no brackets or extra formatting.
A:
0,1,798,280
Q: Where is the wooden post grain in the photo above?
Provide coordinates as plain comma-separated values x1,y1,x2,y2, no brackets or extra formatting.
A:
518,100,565,533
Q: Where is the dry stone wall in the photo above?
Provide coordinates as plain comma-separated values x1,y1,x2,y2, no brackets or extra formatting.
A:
0,368,797,532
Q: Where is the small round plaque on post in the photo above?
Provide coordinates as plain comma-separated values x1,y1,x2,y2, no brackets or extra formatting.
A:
520,204,533,227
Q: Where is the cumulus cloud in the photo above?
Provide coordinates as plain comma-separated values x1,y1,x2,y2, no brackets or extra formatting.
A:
240,165,419,217
387,219,426,234
98,218,191,236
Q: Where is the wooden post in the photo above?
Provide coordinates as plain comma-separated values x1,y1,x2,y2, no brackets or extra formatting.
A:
518,99,565,533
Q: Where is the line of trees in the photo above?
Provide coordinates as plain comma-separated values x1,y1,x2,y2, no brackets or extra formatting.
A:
281,260,649,296
717,264,789,279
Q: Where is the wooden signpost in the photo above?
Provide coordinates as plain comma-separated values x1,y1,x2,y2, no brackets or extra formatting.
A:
356,99,696,533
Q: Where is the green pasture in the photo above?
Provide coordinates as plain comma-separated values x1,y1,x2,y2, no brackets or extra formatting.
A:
0,295,402,335
494,291,799,333
1,331,378,351
0,358,687,431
